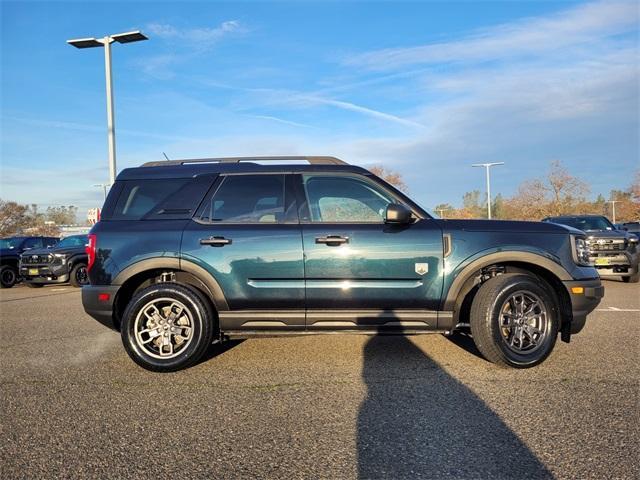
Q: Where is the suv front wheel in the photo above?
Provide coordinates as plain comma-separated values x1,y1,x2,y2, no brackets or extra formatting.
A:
121,283,216,372
470,274,559,368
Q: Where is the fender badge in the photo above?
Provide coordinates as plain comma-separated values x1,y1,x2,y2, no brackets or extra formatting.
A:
415,263,428,275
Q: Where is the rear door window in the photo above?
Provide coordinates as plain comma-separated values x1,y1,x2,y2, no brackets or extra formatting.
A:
196,174,295,224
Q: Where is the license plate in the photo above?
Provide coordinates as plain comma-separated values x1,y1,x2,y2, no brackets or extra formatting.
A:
595,258,610,266
28,268,39,275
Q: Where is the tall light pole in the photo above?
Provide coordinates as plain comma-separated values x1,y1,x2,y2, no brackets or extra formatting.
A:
435,207,448,219
67,31,148,186
607,200,621,224
472,162,504,219
93,183,109,201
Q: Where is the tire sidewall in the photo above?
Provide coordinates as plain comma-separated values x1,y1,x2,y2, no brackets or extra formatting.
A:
0,266,17,288
70,263,88,287
487,278,558,368
121,284,210,371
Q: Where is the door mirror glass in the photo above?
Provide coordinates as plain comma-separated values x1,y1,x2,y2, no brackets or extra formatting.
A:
385,204,412,224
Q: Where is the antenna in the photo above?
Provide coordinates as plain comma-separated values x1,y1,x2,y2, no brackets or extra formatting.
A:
162,152,170,161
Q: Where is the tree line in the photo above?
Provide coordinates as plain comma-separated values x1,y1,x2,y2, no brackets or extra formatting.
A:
430,161,639,222
0,201,79,237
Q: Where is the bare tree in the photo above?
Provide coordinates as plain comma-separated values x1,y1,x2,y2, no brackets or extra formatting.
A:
368,165,408,192
0,200,33,237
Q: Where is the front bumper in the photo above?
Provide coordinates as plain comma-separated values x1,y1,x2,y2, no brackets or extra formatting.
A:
563,278,604,334
19,263,69,284
590,251,638,278
82,285,120,330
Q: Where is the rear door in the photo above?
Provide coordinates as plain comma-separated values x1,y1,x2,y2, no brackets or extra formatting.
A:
297,173,443,331
181,174,305,331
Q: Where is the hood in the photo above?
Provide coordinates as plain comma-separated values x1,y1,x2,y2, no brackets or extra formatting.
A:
585,230,633,240
0,247,20,257
21,245,84,257
438,219,581,235
49,245,86,256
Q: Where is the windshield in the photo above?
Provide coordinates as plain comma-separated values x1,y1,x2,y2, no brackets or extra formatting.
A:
55,235,88,248
551,216,614,231
0,237,25,249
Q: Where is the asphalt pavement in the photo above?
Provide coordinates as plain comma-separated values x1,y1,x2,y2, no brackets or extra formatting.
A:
0,280,638,479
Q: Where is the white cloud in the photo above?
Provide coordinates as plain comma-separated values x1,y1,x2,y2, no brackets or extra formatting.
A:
345,1,638,70
146,20,245,50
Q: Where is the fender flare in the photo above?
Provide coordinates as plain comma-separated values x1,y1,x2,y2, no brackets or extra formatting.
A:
112,257,229,311
67,254,88,269
443,250,572,311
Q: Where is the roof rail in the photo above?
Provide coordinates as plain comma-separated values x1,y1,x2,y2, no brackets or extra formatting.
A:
141,156,347,167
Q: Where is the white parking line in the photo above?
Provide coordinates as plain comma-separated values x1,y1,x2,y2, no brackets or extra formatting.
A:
596,307,640,312
50,288,68,292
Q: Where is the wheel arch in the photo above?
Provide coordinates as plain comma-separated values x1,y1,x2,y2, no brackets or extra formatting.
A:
111,258,228,330
444,252,573,332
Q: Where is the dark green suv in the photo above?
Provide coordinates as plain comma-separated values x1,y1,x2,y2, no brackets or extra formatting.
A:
82,157,604,372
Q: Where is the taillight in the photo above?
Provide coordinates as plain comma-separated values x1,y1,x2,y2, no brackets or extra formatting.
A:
86,234,97,272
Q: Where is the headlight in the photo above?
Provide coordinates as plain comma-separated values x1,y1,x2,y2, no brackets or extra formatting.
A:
571,235,591,266
53,253,67,263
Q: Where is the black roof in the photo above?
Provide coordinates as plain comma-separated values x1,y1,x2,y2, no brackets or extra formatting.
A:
118,156,370,180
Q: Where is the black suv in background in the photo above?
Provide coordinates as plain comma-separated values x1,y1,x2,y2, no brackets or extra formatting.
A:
543,215,639,283
0,236,59,288
82,156,603,372
20,234,89,288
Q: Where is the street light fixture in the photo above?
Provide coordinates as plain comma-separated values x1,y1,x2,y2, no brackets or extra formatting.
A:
67,31,148,186
93,183,109,201
435,207,449,219
472,162,504,219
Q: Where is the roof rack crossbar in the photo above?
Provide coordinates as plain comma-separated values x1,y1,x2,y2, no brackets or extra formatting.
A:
141,156,347,167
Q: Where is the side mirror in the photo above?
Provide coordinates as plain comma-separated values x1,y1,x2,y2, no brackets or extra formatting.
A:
385,204,412,224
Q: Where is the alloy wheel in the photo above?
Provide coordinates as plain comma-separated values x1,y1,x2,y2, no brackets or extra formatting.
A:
499,290,549,354
133,298,194,359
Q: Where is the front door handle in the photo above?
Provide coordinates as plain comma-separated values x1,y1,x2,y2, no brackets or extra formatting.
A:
315,235,349,246
200,236,232,247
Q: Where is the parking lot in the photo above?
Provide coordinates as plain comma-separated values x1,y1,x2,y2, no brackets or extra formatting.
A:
0,280,638,479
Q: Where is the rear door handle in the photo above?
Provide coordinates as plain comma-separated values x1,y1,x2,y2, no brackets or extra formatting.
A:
200,236,232,247
315,235,349,246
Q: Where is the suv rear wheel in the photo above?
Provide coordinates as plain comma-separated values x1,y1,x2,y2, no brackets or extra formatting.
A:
121,283,216,372
470,273,558,368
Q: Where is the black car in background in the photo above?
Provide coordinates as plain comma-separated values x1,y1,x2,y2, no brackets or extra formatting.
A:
616,221,640,235
0,236,59,288
543,215,639,283
19,234,89,288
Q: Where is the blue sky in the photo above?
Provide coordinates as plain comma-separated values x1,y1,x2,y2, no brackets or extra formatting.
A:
1,0,638,215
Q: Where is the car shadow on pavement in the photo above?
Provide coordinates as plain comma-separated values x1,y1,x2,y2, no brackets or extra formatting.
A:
357,332,552,479
444,331,486,361
196,339,245,365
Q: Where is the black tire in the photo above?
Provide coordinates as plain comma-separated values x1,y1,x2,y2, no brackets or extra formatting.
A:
622,274,639,283
26,283,44,288
470,274,559,368
69,263,89,288
121,283,216,372
0,265,18,289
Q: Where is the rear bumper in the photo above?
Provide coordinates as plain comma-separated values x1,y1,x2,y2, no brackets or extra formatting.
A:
563,278,604,334
82,285,120,330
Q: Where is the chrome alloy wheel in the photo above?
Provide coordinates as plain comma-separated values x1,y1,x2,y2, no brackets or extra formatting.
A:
499,291,549,354
133,298,194,359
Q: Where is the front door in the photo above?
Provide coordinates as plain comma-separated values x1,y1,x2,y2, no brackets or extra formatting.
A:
181,174,305,330
297,173,443,331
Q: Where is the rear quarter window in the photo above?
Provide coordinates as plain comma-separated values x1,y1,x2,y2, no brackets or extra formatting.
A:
104,177,214,220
